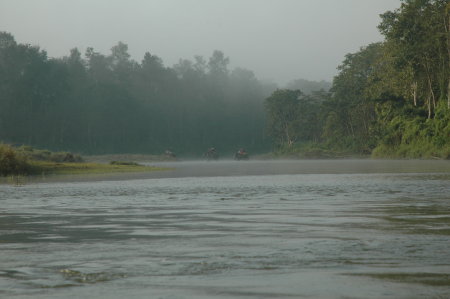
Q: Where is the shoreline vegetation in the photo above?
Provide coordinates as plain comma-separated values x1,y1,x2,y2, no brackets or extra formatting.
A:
263,2,450,159
264,141,450,160
2,143,449,185
0,144,168,184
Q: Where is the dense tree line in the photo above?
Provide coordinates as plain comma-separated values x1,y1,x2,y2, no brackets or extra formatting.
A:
2,0,447,159
0,33,276,156
266,0,450,158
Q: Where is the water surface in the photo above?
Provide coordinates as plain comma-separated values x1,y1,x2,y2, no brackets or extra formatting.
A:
1,160,450,298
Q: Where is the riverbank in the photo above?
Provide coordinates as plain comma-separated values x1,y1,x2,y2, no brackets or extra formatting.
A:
3,158,450,185
30,160,166,175
0,144,171,184
83,154,177,163
262,141,450,160
0,161,169,185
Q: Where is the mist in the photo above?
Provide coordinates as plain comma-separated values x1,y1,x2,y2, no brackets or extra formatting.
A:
0,0,400,85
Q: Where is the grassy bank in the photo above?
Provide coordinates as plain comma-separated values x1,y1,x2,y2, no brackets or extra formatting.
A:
83,153,177,163
0,144,167,181
29,161,165,175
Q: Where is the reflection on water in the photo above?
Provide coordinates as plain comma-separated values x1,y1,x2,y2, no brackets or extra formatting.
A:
0,160,449,298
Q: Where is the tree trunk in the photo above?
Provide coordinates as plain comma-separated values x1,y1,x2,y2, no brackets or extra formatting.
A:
424,59,436,117
285,127,294,148
428,76,436,111
411,81,417,106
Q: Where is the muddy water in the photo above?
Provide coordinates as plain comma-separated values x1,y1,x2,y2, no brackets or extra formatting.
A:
1,160,450,298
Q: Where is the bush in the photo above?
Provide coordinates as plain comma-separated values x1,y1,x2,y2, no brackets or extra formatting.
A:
16,146,83,163
0,144,31,176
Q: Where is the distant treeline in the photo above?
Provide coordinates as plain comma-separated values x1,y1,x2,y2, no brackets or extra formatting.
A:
0,33,284,156
265,0,450,158
2,0,448,159
0,29,333,156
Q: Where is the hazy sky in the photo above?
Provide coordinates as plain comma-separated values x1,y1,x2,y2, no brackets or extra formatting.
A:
0,0,400,84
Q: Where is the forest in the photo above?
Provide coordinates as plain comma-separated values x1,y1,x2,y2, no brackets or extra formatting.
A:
266,0,450,158
0,33,278,156
1,0,449,159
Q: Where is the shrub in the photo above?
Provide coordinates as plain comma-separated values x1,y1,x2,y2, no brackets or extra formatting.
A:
16,146,83,163
0,144,31,176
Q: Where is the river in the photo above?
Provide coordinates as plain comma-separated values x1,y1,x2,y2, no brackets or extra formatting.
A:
1,160,449,298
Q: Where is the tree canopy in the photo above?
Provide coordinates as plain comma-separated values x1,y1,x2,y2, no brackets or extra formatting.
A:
0,35,275,156
264,0,450,158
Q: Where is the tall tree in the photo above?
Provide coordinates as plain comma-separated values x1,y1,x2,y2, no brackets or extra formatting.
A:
322,43,381,152
378,0,449,118
265,89,303,148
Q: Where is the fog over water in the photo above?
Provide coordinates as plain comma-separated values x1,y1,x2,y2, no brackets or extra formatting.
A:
0,0,400,84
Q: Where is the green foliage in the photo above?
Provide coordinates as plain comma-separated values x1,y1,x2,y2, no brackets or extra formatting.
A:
373,101,450,158
0,32,273,156
377,0,449,118
269,141,361,159
0,144,85,177
0,144,163,179
265,89,303,147
15,146,83,163
29,161,162,176
0,144,31,176
265,89,324,148
273,1,450,158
